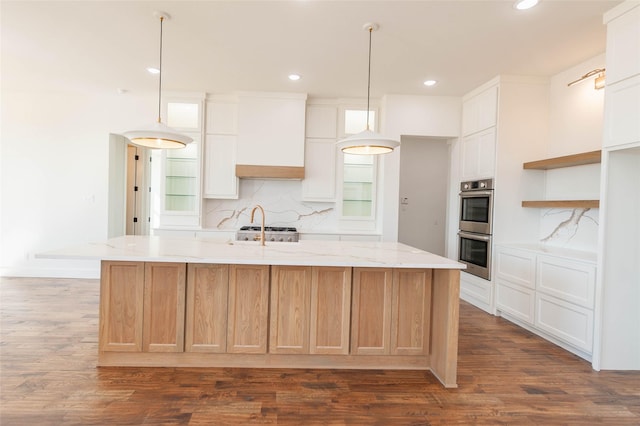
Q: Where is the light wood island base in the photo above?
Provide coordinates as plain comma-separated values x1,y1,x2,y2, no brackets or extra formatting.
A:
99,261,460,388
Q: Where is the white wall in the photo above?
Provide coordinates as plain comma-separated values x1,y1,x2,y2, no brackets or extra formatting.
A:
538,54,606,252
1,88,154,277
549,54,606,156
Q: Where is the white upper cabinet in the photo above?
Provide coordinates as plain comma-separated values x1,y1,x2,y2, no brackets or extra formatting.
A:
305,104,338,139
203,99,239,199
461,128,496,181
461,85,498,137
203,134,238,199
604,2,640,85
236,92,307,168
206,100,237,135
460,83,499,181
603,75,640,148
302,104,338,201
603,3,640,149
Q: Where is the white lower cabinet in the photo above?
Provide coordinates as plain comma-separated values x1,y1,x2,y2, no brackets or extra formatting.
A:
535,292,594,353
496,278,535,325
460,271,493,314
495,245,596,359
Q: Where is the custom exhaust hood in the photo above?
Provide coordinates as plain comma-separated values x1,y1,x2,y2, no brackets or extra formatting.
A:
235,92,307,179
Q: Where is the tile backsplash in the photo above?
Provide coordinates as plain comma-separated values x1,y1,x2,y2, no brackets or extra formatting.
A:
203,179,338,232
539,208,599,252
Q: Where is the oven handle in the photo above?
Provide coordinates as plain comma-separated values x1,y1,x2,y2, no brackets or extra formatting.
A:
459,190,494,197
458,231,491,241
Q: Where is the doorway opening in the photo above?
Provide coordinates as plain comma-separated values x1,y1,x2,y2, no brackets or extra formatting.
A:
108,134,151,237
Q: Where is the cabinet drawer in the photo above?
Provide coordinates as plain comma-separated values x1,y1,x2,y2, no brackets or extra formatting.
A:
495,248,535,289
496,278,535,325
536,255,596,308
535,293,594,353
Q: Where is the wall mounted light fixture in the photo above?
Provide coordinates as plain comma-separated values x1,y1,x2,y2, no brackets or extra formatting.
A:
123,12,193,149
567,68,606,90
336,23,399,155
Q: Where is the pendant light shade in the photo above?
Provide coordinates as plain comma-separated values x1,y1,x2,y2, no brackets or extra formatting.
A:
337,23,399,155
336,129,399,154
123,12,193,149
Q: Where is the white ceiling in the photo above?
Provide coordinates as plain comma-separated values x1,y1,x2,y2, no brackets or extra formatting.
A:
2,0,621,99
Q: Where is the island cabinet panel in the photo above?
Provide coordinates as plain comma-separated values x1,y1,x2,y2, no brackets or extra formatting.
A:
100,261,145,352
227,264,270,353
309,267,352,355
390,269,432,355
143,263,186,353
185,264,229,353
269,266,312,354
351,268,394,355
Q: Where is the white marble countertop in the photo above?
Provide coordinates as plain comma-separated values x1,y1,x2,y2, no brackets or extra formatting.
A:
40,235,465,270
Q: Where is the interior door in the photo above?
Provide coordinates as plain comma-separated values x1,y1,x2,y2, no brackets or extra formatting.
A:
398,136,450,255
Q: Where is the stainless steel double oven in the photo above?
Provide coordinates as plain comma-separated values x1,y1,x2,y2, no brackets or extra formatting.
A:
458,178,494,280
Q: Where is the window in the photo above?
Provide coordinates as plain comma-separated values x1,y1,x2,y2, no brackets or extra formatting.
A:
340,107,377,220
343,154,375,217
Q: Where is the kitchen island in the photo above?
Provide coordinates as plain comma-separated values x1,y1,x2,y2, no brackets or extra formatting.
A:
44,235,465,388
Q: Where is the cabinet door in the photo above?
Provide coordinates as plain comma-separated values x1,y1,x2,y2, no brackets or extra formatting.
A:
462,85,498,136
203,134,239,199
461,128,496,180
310,267,352,355
351,268,393,355
306,104,337,138
143,263,186,353
185,264,229,353
390,269,432,355
99,261,145,352
603,74,640,148
535,293,594,353
269,266,312,354
206,100,237,135
301,138,337,201
605,4,640,85
227,264,270,353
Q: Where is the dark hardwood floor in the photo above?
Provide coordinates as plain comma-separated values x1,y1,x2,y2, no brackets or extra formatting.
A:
1,276,638,425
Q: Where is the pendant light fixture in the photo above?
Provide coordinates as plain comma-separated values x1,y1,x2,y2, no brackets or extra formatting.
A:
123,12,193,149
337,23,399,155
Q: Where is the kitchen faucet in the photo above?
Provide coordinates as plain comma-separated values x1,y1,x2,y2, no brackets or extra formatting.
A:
250,205,266,246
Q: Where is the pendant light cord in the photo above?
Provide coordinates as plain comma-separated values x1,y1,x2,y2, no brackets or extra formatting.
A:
366,26,372,131
157,16,164,123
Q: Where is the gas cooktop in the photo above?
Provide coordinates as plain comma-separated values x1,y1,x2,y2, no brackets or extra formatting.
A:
236,226,299,242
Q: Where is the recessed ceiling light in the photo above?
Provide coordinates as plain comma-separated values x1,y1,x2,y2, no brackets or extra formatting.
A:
514,0,539,10
147,67,160,74
424,80,437,87
288,74,301,81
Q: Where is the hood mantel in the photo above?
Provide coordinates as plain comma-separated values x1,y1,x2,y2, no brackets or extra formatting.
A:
236,92,307,179
235,164,305,180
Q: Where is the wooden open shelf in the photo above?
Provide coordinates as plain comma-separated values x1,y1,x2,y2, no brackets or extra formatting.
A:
522,200,600,209
523,150,601,170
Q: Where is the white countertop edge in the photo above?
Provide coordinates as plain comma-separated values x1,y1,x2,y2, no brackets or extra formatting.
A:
38,236,466,270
